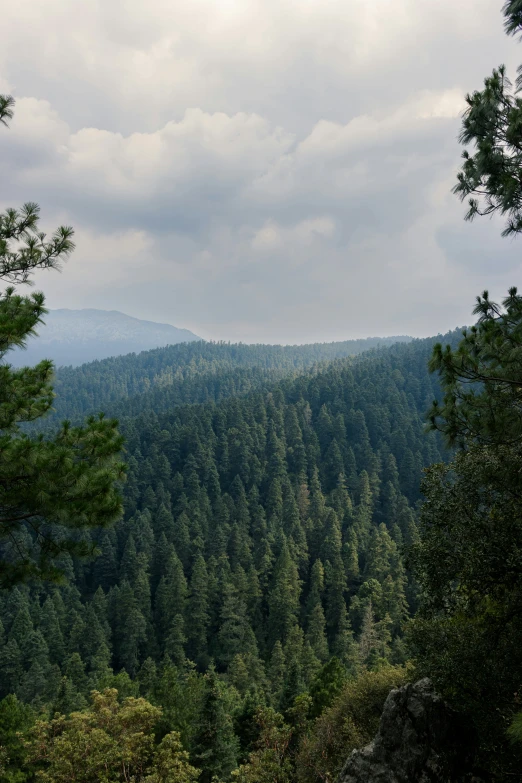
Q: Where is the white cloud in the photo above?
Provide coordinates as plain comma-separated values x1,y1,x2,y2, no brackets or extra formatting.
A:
1,0,521,342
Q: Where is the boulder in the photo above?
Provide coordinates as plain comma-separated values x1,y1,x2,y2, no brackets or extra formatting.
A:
338,678,475,783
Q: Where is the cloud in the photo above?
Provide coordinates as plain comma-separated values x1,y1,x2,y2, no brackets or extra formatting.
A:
1,0,521,342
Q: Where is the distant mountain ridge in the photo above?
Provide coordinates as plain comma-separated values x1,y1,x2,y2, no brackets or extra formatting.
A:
30,334,414,429
10,308,201,367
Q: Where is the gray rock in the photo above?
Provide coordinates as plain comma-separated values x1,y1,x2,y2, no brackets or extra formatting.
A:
338,679,474,783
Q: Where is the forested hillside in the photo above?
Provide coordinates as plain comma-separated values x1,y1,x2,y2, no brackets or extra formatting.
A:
0,332,457,782
40,335,412,425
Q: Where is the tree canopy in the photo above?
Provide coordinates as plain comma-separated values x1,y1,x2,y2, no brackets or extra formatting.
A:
453,3,522,236
0,96,125,586
428,287,522,446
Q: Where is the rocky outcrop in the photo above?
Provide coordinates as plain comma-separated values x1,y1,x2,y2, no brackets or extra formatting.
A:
338,678,475,783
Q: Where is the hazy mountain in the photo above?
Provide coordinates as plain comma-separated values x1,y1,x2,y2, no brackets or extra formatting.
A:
10,309,201,367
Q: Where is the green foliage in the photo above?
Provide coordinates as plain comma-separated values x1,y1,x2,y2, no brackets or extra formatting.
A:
453,65,522,235
0,96,125,585
26,688,199,783
413,290,522,776
409,443,522,774
150,663,206,752
308,658,348,720
295,666,408,783
0,199,74,286
428,288,522,446
233,708,293,783
0,96,15,127
507,711,522,745
0,695,34,782
452,4,522,235
144,732,200,783
504,1,522,37
192,669,239,783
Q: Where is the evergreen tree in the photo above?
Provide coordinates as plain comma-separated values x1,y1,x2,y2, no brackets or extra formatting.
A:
453,0,522,238
358,601,379,668
40,596,65,665
217,581,258,669
0,640,23,699
308,657,348,719
268,642,286,706
120,535,141,586
186,553,210,667
154,548,187,645
0,95,125,586
305,603,329,663
267,541,301,647
233,707,293,783
192,668,239,783
0,693,34,782
110,581,146,677
164,616,187,668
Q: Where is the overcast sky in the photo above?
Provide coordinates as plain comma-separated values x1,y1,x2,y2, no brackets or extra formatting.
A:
1,0,521,343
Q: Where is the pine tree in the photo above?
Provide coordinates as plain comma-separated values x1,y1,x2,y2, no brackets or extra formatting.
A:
306,603,329,663
0,640,23,698
358,601,380,668
307,469,326,562
217,581,258,669
136,657,157,697
452,39,522,237
186,553,210,667
324,564,347,643
192,668,239,783
0,693,34,781
353,471,373,553
120,535,141,585
154,549,187,644
0,95,125,586
172,512,191,569
279,657,305,714
8,603,34,669
308,657,348,719
343,529,360,586
40,596,66,665
164,615,187,668
110,581,146,677
300,640,321,688
268,642,286,706
267,541,301,647
64,652,88,696
226,653,251,695
307,559,325,614
332,603,359,673
92,534,118,591
17,661,50,707
330,472,353,525
151,533,171,591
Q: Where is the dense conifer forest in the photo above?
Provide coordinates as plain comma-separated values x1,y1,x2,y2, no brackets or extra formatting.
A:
0,332,456,782
38,336,411,426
